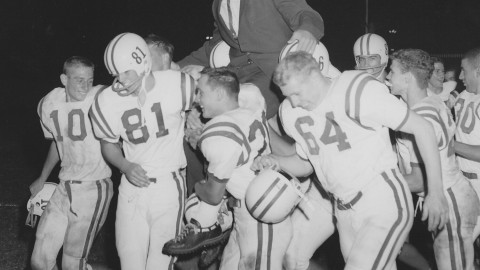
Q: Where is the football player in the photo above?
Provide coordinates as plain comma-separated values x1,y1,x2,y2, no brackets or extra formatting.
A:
253,51,449,269
30,56,113,270
164,68,292,270
353,33,389,82
454,47,480,241
89,33,195,270
390,48,479,270
145,33,175,71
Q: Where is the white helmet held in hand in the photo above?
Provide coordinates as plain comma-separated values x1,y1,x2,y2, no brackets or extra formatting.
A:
25,182,57,227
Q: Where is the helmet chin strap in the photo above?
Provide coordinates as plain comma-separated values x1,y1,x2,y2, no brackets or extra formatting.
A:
112,74,144,97
356,63,387,80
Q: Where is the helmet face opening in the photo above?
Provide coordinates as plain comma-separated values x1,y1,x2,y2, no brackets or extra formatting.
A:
111,70,144,96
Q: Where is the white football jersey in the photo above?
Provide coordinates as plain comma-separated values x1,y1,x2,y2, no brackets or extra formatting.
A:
397,95,463,189
90,70,195,176
199,107,269,200
454,90,480,175
280,71,409,199
37,85,111,181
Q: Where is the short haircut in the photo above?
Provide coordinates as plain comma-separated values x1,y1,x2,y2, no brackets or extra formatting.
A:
144,33,174,59
63,56,94,75
273,51,321,87
463,47,480,69
390,49,434,89
430,56,444,66
200,67,240,99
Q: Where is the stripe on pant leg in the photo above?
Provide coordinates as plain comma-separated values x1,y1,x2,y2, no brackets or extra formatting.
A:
267,224,273,270
169,170,185,270
94,180,111,237
373,171,411,269
384,169,413,266
80,181,104,270
448,187,466,269
446,217,457,270
256,222,263,270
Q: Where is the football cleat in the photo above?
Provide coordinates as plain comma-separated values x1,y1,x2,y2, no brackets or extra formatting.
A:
198,228,232,268
162,218,223,256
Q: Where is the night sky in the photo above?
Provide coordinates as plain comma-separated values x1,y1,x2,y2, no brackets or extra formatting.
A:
2,0,480,87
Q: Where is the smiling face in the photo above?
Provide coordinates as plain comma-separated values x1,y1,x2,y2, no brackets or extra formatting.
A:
196,75,222,118
387,60,409,99
61,65,94,102
429,62,445,89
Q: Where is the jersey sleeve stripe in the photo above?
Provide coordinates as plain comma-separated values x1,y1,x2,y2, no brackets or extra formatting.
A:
419,113,448,148
188,75,195,110
89,107,115,140
201,120,251,155
181,72,187,111
394,108,410,131
198,130,244,149
475,102,480,121
207,171,228,183
91,91,116,139
410,162,422,167
346,73,374,131
37,97,46,120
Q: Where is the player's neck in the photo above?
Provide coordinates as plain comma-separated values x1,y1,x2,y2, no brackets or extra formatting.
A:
144,73,155,93
406,86,427,107
428,83,442,94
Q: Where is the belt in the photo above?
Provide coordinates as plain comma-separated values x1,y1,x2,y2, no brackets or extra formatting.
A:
335,192,363,211
462,171,478,180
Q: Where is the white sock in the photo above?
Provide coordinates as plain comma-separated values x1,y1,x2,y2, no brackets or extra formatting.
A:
191,201,222,228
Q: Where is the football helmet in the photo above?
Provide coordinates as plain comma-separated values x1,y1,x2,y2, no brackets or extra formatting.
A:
25,182,57,227
353,33,389,78
279,40,339,79
245,169,305,224
104,32,152,96
209,41,231,68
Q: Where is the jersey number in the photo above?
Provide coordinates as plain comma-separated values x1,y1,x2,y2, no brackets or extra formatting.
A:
295,112,351,155
121,102,169,144
248,112,269,161
50,109,87,142
455,98,477,134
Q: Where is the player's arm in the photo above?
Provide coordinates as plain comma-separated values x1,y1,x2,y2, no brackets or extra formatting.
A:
402,164,426,193
30,141,59,198
397,111,448,231
194,175,227,206
100,140,150,188
251,153,313,178
274,0,324,52
454,142,480,162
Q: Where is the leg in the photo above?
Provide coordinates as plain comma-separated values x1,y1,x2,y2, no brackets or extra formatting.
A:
61,179,113,270
31,184,68,270
146,170,186,270
284,182,335,270
338,170,413,270
115,177,150,270
434,181,479,270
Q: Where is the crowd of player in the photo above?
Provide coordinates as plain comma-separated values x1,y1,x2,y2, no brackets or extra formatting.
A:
25,1,480,270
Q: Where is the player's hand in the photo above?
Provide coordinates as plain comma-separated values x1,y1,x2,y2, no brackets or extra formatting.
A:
181,65,205,81
421,191,449,232
186,109,204,130
122,162,150,188
185,128,202,149
251,155,280,172
170,62,181,71
288,29,317,54
29,178,46,198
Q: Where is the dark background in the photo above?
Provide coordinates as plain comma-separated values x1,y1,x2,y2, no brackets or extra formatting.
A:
1,1,477,268
2,0,480,88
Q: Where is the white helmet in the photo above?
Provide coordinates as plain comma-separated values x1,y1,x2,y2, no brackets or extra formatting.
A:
279,40,339,79
104,33,152,96
209,41,231,68
245,169,304,224
353,33,389,77
25,182,57,227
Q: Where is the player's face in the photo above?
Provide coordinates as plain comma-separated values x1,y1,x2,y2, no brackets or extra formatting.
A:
444,70,456,82
356,55,381,70
460,58,479,94
197,75,221,118
63,66,94,102
116,70,143,95
387,60,408,99
280,75,321,111
148,45,169,71
429,62,445,89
